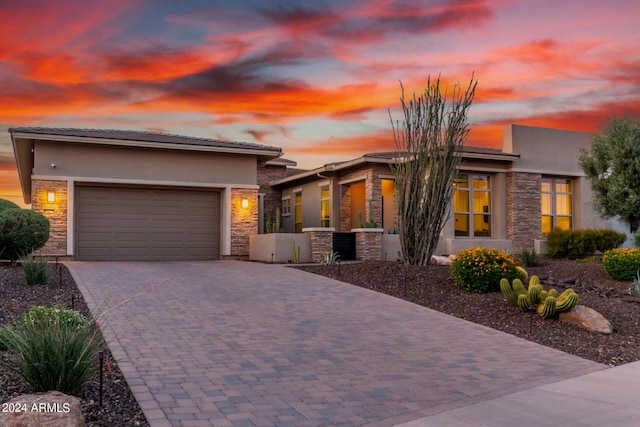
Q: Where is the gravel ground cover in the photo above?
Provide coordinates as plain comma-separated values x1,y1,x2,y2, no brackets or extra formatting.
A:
297,258,640,366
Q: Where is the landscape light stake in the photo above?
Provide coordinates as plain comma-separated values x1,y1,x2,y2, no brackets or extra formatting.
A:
529,306,535,334
71,294,75,310
99,351,105,407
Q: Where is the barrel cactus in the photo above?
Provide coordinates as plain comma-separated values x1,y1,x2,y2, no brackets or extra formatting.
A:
499,275,578,319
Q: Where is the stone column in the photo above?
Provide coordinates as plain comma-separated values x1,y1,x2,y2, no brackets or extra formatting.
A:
506,172,542,252
352,228,384,261
230,188,258,256
31,179,68,256
303,228,335,263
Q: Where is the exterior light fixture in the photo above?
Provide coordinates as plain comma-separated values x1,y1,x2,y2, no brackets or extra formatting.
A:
47,191,55,203
241,198,249,209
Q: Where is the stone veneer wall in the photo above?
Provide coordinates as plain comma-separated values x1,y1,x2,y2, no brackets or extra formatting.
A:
304,229,334,263
354,229,383,261
506,172,542,252
257,164,287,229
230,188,258,256
338,163,393,232
339,184,352,232
31,179,68,256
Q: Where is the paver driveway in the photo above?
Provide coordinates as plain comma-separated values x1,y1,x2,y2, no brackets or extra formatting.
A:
67,261,604,427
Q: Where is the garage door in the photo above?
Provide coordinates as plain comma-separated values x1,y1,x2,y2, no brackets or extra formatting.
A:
75,186,220,261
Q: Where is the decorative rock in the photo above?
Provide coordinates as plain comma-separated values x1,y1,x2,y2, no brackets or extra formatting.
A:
431,255,452,265
0,391,85,427
559,305,613,334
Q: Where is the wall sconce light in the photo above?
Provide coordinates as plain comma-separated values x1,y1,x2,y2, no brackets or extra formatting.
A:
47,191,56,203
241,198,249,209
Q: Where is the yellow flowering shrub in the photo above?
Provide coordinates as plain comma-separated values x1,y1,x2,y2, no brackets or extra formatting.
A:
602,248,640,280
450,247,519,293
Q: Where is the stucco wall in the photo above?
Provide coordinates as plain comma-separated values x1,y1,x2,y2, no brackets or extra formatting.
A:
34,141,257,185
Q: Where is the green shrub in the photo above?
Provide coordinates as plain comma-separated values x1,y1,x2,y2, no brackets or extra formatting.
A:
20,254,50,285
450,247,519,293
319,251,340,265
597,229,627,252
0,198,20,212
602,248,640,280
546,228,626,259
0,209,50,261
0,305,100,396
518,248,540,267
634,230,640,248
546,228,572,258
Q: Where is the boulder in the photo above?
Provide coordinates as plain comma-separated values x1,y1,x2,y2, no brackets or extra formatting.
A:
559,305,613,334
0,391,85,427
430,255,452,266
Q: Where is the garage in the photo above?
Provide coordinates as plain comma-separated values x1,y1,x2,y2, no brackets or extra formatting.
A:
75,185,220,261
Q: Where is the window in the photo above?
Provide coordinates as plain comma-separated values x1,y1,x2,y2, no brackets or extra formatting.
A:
454,174,491,237
281,197,291,216
294,192,302,233
541,178,572,235
320,186,330,227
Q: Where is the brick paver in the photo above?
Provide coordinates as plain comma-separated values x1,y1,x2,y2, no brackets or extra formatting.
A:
67,261,604,427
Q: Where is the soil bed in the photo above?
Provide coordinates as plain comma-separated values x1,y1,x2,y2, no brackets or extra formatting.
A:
297,258,640,366
0,263,149,427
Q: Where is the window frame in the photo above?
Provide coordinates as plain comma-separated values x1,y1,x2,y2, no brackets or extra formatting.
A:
541,177,573,235
453,173,492,238
320,185,330,227
294,191,303,233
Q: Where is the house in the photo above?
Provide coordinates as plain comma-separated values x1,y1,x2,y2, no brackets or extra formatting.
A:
10,124,628,262
268,124,621,256
10,127,281,260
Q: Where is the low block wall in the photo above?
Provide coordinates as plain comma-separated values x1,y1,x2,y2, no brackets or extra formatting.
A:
249,233,310,263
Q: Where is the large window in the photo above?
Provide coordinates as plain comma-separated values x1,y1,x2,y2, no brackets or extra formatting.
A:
294,192,303,233
320,186,330,227
541,178,572,235
454,174,491,237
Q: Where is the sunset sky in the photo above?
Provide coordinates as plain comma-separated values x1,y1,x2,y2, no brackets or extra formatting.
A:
1,0,640,205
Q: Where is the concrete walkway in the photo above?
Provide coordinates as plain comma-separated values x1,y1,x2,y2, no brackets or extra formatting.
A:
66,261,625,427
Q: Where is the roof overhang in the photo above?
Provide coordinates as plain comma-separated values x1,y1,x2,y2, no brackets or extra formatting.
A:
11,136,35,204
271,150,520,187
10,128,283,204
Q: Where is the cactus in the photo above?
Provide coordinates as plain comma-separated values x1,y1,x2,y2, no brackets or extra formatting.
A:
527,284,543,305
365,200,378,228
292,241,300,264
555,289,578,312
266,208,282,233
500,277,579,319
516,266,528,282
512,278,527,296
274,207,281,233
500,278,519,305
539,290,548,302
517,294,531,311
537,296,557,319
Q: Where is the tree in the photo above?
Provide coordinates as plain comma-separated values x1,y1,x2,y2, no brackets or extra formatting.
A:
390,74,477,265
579,116,640,230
